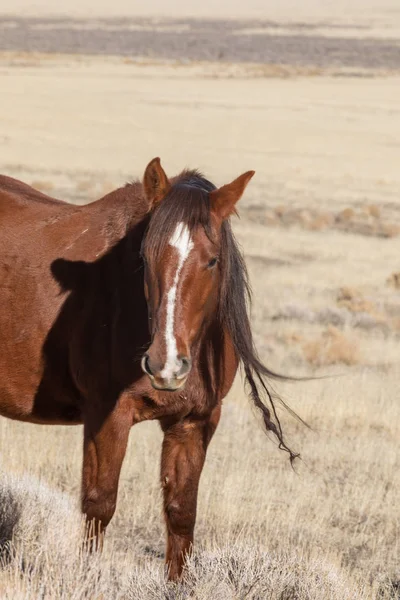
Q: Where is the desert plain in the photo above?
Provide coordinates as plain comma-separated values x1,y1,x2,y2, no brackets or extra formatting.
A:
0,2,399,598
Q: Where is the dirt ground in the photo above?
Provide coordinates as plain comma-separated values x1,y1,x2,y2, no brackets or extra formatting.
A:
1,0,399,24
2,17,400,68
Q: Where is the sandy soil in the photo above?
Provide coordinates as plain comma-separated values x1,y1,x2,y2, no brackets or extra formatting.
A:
1,56,400,202
0,0,399,25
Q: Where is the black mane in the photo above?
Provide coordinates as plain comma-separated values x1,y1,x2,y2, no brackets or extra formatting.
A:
144,170,299,462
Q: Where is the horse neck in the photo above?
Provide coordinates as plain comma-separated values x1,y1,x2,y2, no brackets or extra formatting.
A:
84,182,148,245
91,181,143,209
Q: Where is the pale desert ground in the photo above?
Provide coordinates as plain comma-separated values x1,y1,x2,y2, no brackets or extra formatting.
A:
1,0,400,26
0,2,399,598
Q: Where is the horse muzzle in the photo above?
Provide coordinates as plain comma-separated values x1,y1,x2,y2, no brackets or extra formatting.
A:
141,353,191,391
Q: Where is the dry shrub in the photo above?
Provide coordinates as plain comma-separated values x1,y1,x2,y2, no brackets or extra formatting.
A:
274,205,287,219
273,301,387,333
272,207,329,229
248,204,398,240
75,179,95,193
336,208,355,223
337,286,362,303
386,272,400,289
381,223,400,238
0,472,111,599
100,180,117,195
260,209,279,226
30,179,54,193
281,330,305,344
364,205,381,219
336,287,383,321
302,325,360,366
306,212,334,231
162,544,364,600
391,317,400,332
332,209,399,238
0,471,83,562
294,210,334,231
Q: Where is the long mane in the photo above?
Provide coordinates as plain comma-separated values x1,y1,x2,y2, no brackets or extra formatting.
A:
143,170,300,462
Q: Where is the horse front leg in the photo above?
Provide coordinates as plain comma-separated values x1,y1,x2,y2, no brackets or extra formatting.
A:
160,403,221,581
81,397,133,550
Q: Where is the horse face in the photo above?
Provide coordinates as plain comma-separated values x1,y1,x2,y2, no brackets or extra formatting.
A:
140,157,254,392
142,221,220,391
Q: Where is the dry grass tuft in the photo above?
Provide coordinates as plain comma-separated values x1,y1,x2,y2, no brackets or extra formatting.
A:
336,287,385,322
75,178,95,193
364,205,381,219
381,224,400,238
100,180,117,195
336,208,355,223
386,272,400,289
0,471,83,563
30,179,55,193
306,212,334,231
302,325,361,366
170,544,364,600
244,203,400,239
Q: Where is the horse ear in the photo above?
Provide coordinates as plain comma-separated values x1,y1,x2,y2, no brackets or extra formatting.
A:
143,157,171,208
209,171,255,220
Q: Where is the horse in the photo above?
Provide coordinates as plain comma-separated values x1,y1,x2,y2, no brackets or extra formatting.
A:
0,158,298,580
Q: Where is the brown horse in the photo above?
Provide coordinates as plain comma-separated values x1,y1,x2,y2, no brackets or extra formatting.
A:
0,158,297,580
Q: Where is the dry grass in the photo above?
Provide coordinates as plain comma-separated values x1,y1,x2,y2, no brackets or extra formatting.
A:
30,179,55,193
244,205,400,238
387,273,400,290
75,179,95,193
302,325,361,366
336,288,386,323
0,370,399,599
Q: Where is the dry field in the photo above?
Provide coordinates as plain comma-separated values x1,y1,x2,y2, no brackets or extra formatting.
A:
0,5,399,597
0,369,399,599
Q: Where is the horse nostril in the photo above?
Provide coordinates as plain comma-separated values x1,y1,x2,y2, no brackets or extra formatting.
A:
142,353,191,384
177,356,191,379
141,354,153,376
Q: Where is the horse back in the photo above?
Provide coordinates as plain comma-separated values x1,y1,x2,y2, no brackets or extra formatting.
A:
0,175,67,207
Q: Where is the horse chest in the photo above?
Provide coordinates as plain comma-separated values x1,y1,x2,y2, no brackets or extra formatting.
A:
127,376,210,423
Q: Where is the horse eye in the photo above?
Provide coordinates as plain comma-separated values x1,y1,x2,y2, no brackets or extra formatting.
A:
207,257,218,269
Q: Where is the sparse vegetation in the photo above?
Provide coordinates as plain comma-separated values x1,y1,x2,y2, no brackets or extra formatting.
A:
0,368,398,599
302,325,361,366
387,273,400,290
243,205,400,238
30,179,55,193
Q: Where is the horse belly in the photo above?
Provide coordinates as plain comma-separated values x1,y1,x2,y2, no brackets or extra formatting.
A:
0,247,71,422
0,335,82,425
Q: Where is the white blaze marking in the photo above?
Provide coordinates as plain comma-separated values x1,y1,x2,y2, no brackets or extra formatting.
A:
160,222,193,380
